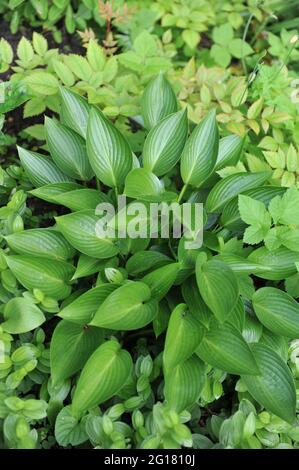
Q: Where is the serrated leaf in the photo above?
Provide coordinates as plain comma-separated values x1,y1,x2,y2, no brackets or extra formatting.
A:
242,344,296,424
32,32,48,55
87,107,132,188
90,281,158,330
53,60,75,87
86,39,106,71
25,72,59,95
206,172,271,213
17,146,73,187
141,73,177,130
45,117,94,180
196,259,239,323
58,284,118,324
196,321,259,375
252,287,299,338
180,110,218,187
50,320,105,385
2,297,45,334
6,255,74,300
72,340,133,417
5,229,75,261
55,210,119,259
164,356,205,412
17,37,34,62
163,304,204,372
60,87,90,138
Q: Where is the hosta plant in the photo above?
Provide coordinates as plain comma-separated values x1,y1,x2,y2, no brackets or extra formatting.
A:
1,74,299,449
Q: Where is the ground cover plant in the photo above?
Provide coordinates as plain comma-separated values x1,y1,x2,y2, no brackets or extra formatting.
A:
1,0,299,450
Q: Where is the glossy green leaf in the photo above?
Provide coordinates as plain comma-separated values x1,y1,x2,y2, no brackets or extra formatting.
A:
180,110,218,187
55,405,88,446
125,250,172,276
181,277,212,328
72,254,113,280
2,297,45,334
196,258,239,323
6,255,74,300
164,356,205,412
60,87,90,138
51,188,110,212
45,117,94,180
5,229,75,261
141,73,177,130
50,320,105,385
86,107,132,188
206,172,271,213
55,210,119,259
17,146,73,187
58,284,118,324
124,168,164,200
163,304,204,372
142,109,188,176
252,287,299,338
248,246,299,280
90,281,158,330
29,182,82,203
196,321,259,375
142,262,180,300
72,340,133,417
215,135,244,170
242,344,296,424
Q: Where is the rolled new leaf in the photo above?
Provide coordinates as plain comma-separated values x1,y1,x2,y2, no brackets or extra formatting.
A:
142,109,188,176
242,344,296,424
141,73,177,129
196,258,239,323
86,106,132,189
252,287,299,338
164,355,205,412
72,340,133,418
45,117,94,181
196,321,259,375
90,281,158,330
180,109,219,188
50,320,105,385
17,146,73,187
163,303,204,372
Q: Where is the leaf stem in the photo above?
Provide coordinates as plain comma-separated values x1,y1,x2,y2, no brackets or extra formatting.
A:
178,184,188,203
241,12,254,76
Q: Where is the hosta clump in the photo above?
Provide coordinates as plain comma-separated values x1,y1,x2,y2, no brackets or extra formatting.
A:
1,74,299,449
